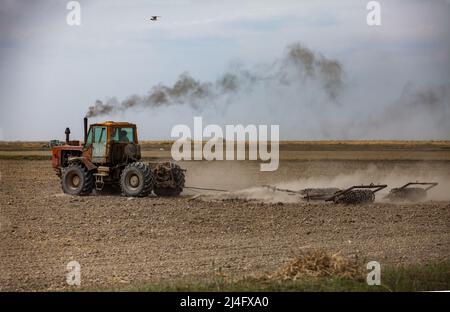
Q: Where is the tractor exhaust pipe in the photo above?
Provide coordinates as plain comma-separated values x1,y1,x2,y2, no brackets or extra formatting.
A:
84,117,88,143
65,127,71,143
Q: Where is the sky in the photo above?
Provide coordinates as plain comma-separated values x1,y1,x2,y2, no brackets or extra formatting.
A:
0,0,449,140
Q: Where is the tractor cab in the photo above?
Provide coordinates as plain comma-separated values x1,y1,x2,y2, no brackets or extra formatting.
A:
84,121,141,165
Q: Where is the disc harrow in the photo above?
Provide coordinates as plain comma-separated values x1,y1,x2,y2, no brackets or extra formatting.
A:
385,182,438,202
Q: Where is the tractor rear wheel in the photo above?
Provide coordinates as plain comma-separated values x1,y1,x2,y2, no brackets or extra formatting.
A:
120,162,154,197
61,163,94,196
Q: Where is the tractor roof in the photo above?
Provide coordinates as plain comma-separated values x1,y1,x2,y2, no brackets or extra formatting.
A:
91,121,136,127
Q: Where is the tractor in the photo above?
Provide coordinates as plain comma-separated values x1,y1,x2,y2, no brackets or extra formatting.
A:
51,117,185,197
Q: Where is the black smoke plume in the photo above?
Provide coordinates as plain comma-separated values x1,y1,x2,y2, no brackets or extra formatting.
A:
86,42,344,117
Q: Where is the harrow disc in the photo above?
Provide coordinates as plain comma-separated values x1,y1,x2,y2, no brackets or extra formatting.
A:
334,189,375,205
387,187,427,202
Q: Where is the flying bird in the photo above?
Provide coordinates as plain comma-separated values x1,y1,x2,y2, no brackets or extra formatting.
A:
150,16,161,21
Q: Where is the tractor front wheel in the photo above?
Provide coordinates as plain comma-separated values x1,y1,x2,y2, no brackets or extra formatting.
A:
120,162,154,197
61,163,94,196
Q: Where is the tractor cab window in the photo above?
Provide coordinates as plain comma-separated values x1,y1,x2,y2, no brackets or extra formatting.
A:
86,128,94,145
112,127,134,143
94,127,107,143
86,126,106,146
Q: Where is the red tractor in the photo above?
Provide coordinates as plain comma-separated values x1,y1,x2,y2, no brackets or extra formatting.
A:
52,117,185,197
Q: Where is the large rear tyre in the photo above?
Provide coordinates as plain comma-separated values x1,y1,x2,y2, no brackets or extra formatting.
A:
120,162,154,197
61,163,94,196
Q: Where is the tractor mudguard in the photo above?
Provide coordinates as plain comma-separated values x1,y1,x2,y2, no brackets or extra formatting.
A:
68,156,97,171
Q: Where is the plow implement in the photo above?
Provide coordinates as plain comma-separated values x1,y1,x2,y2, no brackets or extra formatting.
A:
263,184,388,205
262,185,340,200
185,181,439,205
385,182,438,202
324,184,387,204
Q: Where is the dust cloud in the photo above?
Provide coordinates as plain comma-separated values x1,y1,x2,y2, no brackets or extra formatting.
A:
191,163,450,203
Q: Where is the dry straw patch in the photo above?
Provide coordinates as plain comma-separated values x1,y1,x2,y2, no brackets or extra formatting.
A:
270,250,364,281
